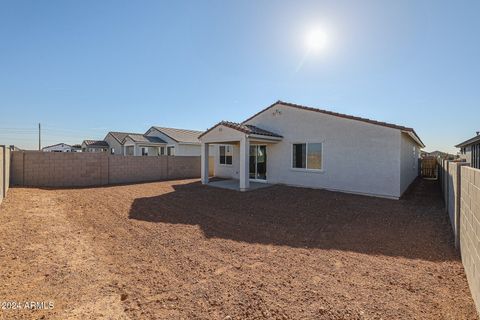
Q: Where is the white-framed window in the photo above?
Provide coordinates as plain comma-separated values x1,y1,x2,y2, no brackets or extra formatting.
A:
219,145,233,165
141,147,148,156
160,147,165,155
292,143,323,170
167,146,175,156
111,148,115,155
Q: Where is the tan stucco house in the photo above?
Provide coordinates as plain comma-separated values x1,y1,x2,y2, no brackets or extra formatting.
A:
199,101,425,199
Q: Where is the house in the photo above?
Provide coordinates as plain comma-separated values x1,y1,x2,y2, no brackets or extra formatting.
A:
104,131,141,155
42,143,74,152
81,140,109,152
199,100,425,199
71,144,82,152
456,131,480,169
122,134,167,156
145,126,204,156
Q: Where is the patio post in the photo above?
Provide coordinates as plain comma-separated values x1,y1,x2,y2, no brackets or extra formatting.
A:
239,136,250,191
201,142,209,184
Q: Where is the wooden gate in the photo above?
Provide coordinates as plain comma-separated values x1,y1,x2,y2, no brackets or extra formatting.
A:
421,157,438,179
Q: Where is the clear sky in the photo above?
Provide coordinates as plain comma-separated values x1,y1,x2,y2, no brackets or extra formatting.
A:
0,0,478,153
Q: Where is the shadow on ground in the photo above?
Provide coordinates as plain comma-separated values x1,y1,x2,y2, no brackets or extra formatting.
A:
129,178,457,261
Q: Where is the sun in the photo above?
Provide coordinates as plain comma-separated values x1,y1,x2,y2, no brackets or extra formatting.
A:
305,28,328,53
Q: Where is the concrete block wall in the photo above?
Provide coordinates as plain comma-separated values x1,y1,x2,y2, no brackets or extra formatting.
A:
108,156,169,184
10,151,201,187
460,166,480,314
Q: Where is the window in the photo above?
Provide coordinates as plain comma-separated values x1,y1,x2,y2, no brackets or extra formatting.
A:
141,147,148,156
167,146,175,156
219,145,233,165
111,148,115,155
292,143,322,170
160,147,165,155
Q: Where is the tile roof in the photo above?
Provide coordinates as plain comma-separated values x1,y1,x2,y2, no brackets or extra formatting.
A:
198,121,283,139
243,100,425,147
151,126,203,144
82,140,109,147
107,131,142,144
123,134,167,144
455,134,480,148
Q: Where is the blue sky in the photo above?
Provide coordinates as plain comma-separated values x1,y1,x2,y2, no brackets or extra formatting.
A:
0,0,478,153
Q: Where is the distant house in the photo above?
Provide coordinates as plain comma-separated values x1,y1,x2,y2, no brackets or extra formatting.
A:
71,144,82,152
122,134,167,156
42,143,74,152
421,150,456,160
199,100,425,199
145,126,205,156
104,131,141,155
81,140,109,152
456,132,480,169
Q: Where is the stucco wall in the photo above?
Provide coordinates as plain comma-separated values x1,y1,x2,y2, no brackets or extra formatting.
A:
10,151,201,187
400,133,420,195
244,103,404,198
104,134,124,155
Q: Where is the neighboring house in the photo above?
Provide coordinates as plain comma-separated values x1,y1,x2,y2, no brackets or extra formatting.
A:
42,143,73,152
199,100,425,199
81,140,109,152
145,126,205,156
122,134,167,156
104,131,141,155
456,132,480,169
71,144,82,152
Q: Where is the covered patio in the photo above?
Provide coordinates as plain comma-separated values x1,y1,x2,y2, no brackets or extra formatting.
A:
198,121,282,191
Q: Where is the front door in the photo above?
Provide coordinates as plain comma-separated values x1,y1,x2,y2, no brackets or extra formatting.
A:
249,145,267,180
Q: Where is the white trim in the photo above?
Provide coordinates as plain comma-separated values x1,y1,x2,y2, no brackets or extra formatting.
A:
291,142,324,172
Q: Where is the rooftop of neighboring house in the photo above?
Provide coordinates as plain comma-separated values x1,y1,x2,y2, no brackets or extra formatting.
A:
106,131,143,144
42,143,72,150
123,134,167,144
455,131,480,148
149,126,204,144
82,140,109,147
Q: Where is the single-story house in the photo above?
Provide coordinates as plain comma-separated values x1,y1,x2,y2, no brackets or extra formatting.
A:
42,143,74,152
145,126,205,156
81,140,109,152
122,134,167,156
456,132,480,169
104,131,141,155
199,100,425,199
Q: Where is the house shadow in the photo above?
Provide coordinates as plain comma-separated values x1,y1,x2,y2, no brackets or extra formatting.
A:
128,178,457,262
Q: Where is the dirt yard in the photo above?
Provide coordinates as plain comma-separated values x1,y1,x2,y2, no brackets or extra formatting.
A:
0,179,477,319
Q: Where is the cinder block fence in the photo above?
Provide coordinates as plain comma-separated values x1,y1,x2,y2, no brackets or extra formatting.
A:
10,151,201,187
440,160,480,315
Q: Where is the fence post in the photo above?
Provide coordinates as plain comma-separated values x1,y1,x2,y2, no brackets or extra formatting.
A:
1,145,5,199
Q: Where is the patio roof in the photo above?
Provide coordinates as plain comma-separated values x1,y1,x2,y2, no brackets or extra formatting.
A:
122,134,167,144
198,121,283,139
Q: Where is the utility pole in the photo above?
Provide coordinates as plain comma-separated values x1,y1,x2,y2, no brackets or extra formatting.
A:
38,123,41,151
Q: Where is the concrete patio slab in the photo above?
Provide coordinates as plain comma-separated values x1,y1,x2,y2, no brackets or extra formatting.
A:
206,179,272,191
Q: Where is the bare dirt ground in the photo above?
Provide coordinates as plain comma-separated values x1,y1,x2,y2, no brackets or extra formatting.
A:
0,178,477,320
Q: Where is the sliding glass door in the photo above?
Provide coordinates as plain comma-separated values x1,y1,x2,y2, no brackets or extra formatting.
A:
249,145,267,180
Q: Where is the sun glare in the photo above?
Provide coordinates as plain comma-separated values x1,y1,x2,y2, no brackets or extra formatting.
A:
305,28,328,53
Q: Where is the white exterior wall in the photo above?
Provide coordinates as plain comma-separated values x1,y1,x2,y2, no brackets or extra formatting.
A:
244,104,403,199
400,133,420,195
